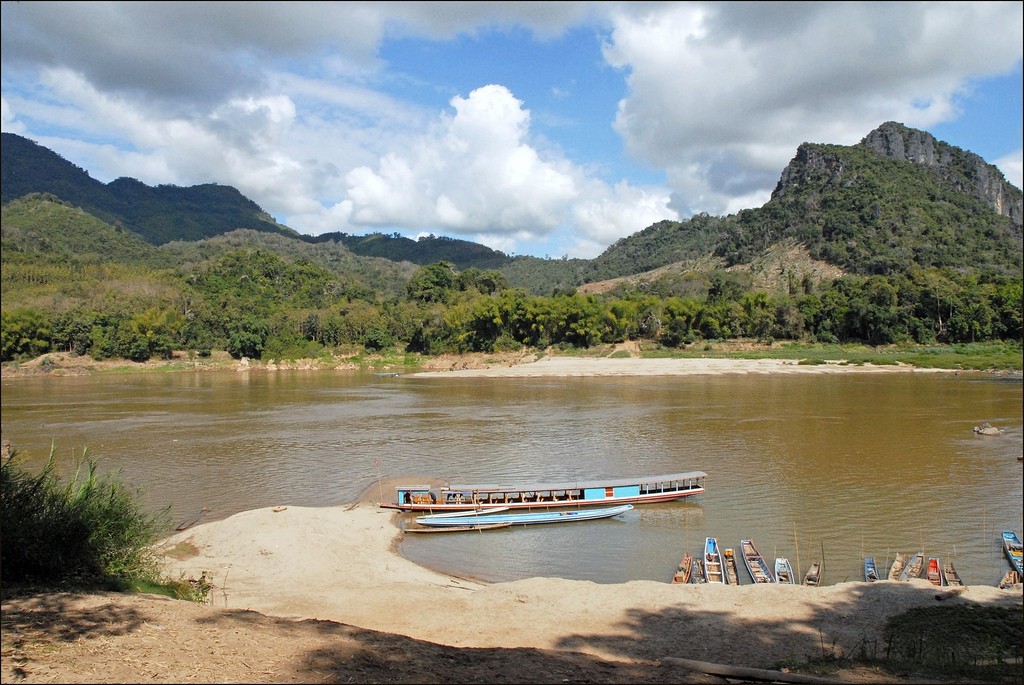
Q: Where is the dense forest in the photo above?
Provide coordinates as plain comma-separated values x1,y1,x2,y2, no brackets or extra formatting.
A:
1,123,1021,365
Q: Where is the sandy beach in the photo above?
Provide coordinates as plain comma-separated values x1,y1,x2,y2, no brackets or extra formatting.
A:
410,354,951,378
157,500,1020,669
3,356,1018,683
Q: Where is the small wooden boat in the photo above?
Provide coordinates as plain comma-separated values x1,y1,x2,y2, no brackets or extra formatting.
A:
1002,530,1023,575
888,552,906,581
414,503,633,528
803,561,822,586
704,537,726,584
671,553,693,584
383,472,708,512
691,558,707,583
941,559,963,586
723,548,741,585
926,557,944,586
998,570,1021,589
740,539,775,583
900,551,925,581
775,557,796,584
863,556,880,582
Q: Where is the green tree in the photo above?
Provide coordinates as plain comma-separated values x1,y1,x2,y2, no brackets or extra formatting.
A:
227,316,269,359
407,262,458,303
1,308,52,361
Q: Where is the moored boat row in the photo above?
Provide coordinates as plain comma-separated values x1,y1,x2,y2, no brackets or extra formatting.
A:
671,538,818,586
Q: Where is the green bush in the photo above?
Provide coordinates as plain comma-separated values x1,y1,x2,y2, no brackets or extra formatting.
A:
0,446,171,591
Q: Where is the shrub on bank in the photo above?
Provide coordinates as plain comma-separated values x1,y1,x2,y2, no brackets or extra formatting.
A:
1,445,170,592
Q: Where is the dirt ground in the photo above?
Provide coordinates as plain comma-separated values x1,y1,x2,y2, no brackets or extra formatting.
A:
2,590,730,684
1,579,949,685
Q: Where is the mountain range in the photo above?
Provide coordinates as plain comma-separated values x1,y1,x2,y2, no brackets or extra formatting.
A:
1,122,1021,297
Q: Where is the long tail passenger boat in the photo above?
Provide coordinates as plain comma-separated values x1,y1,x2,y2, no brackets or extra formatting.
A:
380,472,707,512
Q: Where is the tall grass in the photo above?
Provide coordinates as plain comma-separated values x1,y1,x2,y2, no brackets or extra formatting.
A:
1,445,171,592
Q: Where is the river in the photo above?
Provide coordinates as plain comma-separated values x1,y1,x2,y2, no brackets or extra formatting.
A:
2,367,1021,586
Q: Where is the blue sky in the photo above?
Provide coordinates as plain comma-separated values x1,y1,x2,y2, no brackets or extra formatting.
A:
2,2,1021,259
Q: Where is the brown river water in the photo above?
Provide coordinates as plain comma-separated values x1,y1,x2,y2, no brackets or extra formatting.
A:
2,368,1021,586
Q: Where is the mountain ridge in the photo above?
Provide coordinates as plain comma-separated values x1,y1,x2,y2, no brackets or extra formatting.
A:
2,122,1021,297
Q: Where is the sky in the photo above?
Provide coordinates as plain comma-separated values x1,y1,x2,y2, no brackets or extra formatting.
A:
2,2,1021,260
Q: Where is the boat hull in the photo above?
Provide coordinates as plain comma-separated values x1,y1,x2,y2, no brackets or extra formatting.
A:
1003,530,1023,575
671,553,693,584
775,558,796,584
926,557,944,586
723,549,741,585
414,503,634,528
899,552,925,581
864,557,880,582
803,561,822,586
704,538,726,584
942,560,963,586
888,553,906,581
740,539,775,583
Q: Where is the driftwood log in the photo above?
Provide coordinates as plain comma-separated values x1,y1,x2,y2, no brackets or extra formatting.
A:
660,657,852,683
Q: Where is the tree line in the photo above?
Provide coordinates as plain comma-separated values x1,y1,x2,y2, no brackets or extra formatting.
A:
2,251,1021,364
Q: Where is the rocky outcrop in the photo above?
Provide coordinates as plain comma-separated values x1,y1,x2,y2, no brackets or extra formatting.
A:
972,422,1003,436
772,122,1023,226
862,122,1022,225
772,144,847,195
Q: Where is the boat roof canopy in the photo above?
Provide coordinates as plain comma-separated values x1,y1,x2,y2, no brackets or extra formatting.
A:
442,471,707,493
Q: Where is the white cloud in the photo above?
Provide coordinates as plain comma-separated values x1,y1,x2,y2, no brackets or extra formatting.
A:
343,84,579,234
604,2,1023,217
995,149,1023,190
2,2,1020,258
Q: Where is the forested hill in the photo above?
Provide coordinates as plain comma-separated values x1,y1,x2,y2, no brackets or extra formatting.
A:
582,122,1022,284
2,122,1021,295
2,123,1022,366
0,132,296,244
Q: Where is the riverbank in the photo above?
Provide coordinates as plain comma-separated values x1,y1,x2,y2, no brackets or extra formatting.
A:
157,500,1023,662
2,340,1021,379
8,499,1017,684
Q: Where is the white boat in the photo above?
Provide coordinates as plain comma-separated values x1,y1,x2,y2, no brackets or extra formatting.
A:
704,537,726,584
414,503,634,528
381,472,707,512
775,557,796,584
